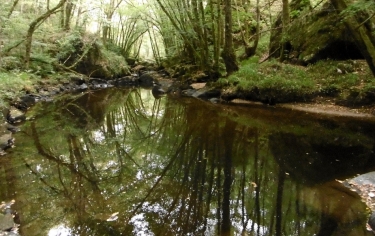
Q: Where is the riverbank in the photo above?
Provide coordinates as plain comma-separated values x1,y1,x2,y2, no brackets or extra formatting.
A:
228,97,375,118
1,59,375,156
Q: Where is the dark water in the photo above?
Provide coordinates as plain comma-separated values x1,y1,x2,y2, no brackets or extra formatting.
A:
2,87,375,236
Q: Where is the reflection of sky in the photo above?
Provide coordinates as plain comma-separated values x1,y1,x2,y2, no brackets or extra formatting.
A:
130,213,154,236
48,224,71,236
90,89,165,144
130,200,267,235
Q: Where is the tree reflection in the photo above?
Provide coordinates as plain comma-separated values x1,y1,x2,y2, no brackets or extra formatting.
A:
6,88,375,235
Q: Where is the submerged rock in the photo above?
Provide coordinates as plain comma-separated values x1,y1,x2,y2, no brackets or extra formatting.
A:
0,123,16,155
0,214,14,231
0,200,19,235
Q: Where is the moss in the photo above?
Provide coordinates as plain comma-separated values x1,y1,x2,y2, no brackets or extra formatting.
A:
55,32,130,79
0,71,41,109
270,2,361,63
215,58,373,106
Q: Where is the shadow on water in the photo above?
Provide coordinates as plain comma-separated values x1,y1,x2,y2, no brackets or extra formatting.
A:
1,87,375,235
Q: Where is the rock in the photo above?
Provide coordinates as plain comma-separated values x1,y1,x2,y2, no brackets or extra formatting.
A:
349,172,375,186
0,231,20,235
6,107,25,124
139,73,155,87
0,122,17,155
132,65,146,74
269,2,364,63
369,212,375,231
19,95,37,109
79,83,88,90
196,88,221,99
0,214,14,231
209,98,221,104
126,57,137,66
181,89,196,97
113,76,138,86
4,124,19,133
152,85,166,99
89,78,107,85
0,132,14,154
190,83,206,90
69,75,86,85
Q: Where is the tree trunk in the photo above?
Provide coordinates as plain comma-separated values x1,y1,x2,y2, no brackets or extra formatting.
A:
25,0,67,68
244,0,260,58
220,118,236,236
275,169,285,236
330,0,375,76
279,0,290,61
102,0,123,42
64,0,74,30
221,0,239,75
208,0,221,71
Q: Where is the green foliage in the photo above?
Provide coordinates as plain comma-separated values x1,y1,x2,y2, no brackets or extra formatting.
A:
290,10,301,18
52,31,129,78
99,49,130,77
104,40,124,55
55,31,84,63
340,0,375,20
232,8,254,33
29,53,57,77
255,33,270,57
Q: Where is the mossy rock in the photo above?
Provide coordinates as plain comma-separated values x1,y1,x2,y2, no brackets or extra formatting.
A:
269,1,364,64
56,33,130,79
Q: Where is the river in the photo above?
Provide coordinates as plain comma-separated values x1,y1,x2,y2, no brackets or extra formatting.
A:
2,87,375,235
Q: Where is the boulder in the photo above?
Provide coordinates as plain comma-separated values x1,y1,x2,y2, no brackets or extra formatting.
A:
57,35,130,79
269,1,364,64
139,73,155,87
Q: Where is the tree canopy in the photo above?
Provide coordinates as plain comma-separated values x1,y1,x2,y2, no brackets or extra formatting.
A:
0,0,374,76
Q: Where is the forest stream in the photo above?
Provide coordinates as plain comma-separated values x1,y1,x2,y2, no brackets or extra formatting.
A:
2,87,375,236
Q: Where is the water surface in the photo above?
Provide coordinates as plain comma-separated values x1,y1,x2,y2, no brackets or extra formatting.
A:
2,87,375,236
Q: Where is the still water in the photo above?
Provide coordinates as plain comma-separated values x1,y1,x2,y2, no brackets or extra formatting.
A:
2,87,375,236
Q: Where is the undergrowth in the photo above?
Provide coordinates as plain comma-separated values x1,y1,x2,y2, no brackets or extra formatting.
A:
215,58,374,105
